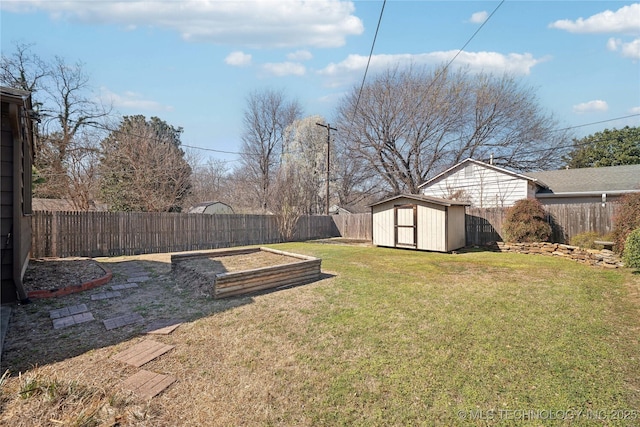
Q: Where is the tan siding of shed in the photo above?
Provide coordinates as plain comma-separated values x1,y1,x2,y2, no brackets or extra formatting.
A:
416,204,446,251
372,204,395,247
447,205,466,251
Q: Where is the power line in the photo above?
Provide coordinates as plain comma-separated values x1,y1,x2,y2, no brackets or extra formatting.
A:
551,113,640,133
441,0,506,75
352,0,386,119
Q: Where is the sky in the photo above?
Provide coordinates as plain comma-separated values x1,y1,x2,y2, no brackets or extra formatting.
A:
2,0,639,167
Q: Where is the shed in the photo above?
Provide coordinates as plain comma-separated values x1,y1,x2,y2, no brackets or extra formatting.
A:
188,201,234,215
371,194,469,252
1,87,35,304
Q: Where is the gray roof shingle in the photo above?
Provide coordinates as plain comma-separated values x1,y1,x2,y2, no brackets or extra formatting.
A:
528,164,640,194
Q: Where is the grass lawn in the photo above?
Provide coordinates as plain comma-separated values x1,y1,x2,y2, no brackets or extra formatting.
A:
1,242,639,426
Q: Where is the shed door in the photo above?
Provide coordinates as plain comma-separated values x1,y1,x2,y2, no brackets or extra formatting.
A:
395,204,417,248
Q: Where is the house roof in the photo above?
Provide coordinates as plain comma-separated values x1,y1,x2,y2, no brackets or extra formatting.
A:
528,164,640,195
1,86,31,102
370,194,470,208
418,158,545,189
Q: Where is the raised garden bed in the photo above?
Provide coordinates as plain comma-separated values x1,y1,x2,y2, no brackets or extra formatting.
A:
171,247,322,298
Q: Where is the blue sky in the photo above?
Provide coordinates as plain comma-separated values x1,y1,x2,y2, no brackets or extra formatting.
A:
2,1,639,166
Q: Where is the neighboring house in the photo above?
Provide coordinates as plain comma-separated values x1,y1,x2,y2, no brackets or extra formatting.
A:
419,158,640,207
329,203,370,215
1,87,36,304
370,194,468,252
527,165,640,205
188,201,234,215
419,158,540,208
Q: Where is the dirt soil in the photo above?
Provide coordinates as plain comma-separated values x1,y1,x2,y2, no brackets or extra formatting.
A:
2,251,280,375
23,258,108,291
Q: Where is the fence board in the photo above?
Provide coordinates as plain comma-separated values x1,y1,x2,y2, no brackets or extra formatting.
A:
32,201,618,258
465,202,620,245
31,211,341,258
332,213,372,240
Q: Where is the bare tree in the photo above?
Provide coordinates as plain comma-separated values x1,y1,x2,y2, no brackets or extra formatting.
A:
271,164,306,242
183,158,230,209
99,115,192,212
0,41,50,94
2,42,110,207
66,130,102,211
336,65,571,194
281,115,328,214
333,137,385,208
240,89,302,212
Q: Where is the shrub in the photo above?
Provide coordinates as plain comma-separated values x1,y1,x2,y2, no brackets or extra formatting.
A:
612,193,640,254
503,199,552,243
623,228,640,268
570,231,605,249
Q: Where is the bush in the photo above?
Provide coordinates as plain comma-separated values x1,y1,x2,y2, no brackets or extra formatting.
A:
570,231,605,249
503,199,552,243
623,228,640,268
612,193,640,254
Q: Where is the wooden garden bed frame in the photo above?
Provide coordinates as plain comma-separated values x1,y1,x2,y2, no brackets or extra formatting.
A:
171,247,321,299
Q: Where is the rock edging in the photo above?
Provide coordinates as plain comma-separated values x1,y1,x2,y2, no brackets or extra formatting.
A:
488,242,623,268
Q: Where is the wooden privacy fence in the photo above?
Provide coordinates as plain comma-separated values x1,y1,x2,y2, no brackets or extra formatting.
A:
31,211,338,258
331,213,372,241
331,202,620,245
31,201,619,257
466,202,620,245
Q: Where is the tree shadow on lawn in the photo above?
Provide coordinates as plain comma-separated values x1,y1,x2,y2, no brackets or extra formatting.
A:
1,258,329,374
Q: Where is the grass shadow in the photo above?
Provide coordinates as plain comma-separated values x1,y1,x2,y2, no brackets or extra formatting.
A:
1,258,249,374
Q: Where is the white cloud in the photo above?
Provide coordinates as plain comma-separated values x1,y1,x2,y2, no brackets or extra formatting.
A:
572,100,609,113
100,88,173,112
549,3,640,34
225,51,252,67
607,37,640,59
469,11,488,24
262,62,306,77
287,50,313,61
2,0,364,48
630,106,640,114
318,51,545,87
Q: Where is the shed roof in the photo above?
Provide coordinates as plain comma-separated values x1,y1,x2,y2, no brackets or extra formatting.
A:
370,194,471,208
528,164,640,194
188,201,233,213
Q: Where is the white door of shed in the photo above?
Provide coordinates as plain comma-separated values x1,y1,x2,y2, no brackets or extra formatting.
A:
395,205,417,248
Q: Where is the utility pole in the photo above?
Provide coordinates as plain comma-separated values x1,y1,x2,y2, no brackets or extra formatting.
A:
316,122,337,215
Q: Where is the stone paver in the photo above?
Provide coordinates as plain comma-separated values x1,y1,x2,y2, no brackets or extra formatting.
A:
112,283,139,291
112,339,175,367
91,291,122,301
52,312,95,329
127,276,149,283
122,369,176,399
103,313,144,330
49,304,89,319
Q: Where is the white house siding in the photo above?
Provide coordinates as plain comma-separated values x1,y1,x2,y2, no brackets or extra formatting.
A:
421,162,529,208
416,204,446,252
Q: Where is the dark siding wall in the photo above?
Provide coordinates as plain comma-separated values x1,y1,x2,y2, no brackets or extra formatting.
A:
1,115,17,303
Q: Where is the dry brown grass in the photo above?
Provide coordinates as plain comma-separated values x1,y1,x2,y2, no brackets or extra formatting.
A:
1,243,639,426
1,247,331,426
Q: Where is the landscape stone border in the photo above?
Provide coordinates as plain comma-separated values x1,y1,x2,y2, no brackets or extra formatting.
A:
486,242,623,268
